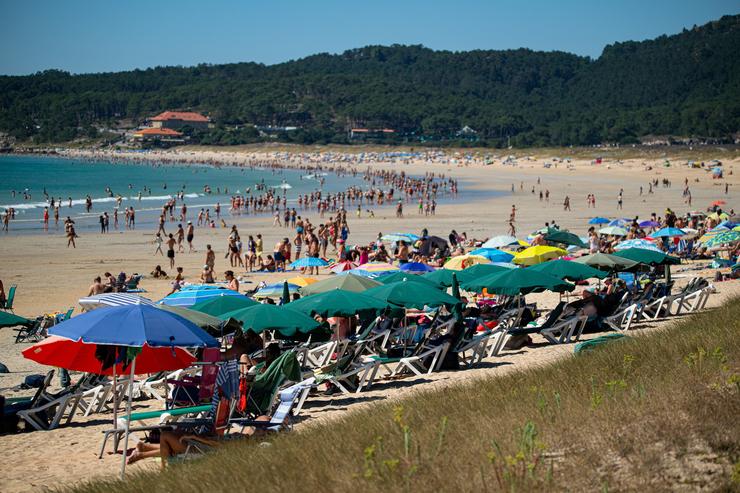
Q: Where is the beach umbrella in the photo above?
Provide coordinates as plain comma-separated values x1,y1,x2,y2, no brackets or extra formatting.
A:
608,218,631,227
598,226,628,236
698,230,723,244
708,212,729,221
455,263,514,284
286,276,318,287
614,248,680,266
638,220,661,228
572,253,640,272
219,304,320,336
613,239,661,252
398,262,436,274
286,289,387,318
351,262,399,278
189,294,258,317
481,235,519,249
528,259,608,281
710,225,730,232
47,303,218,478
49,303,219,348
381,233,420,243
462,268,575,296
421,268,458,288
364,280,461,309
652,227,686,238
512,246,567,266
588,217,611,225
377,271,441,287
0,311,32,328
255,282,300,298
328,260,355,273
702,230,740,248
544,230,588,248
450,273,462,321
711,200,727,207
78,293,155,311
299,273,381,296
734,226,740,233
444,254,491,271
469,248,515,263
23,336,196,375
159,285,242,307
288,257,329,269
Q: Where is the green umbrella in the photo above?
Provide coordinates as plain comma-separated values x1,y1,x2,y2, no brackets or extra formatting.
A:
451,272,462,321
544,230,587,248
364,280,461,309
456,263,513,284
0,311,32,328
378,271,440,287
189,295,258,317
286,288,388,318
421,268,458,288
572,253,640,272
613,248,680,266
281,281,291,305
462,268,575,296
299,273,381,296
156,304,240,336
528,259,608,281
219,304,320,337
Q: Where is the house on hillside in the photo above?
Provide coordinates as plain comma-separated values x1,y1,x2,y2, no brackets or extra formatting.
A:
131,127,184,144
149,111,211,130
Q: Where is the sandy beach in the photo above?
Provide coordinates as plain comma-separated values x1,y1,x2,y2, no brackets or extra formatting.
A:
0,146,738,492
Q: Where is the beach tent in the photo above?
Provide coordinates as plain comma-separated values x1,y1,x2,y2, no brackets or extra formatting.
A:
78,293,155,311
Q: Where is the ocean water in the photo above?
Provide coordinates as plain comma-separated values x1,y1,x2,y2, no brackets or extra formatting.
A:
0,155,365,234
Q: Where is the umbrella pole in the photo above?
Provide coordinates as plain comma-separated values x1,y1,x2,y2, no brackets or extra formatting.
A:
112,363,117,426
120,357,136,479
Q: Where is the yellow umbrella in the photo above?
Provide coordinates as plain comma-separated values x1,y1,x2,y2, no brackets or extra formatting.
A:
516,239,531,247
286,276,318,287
443,254,491,271
512,246,567,266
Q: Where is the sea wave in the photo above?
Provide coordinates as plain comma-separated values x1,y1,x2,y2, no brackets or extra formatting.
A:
1,193,204,211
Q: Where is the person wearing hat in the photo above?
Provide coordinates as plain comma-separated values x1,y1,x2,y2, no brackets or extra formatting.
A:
200,264,215,284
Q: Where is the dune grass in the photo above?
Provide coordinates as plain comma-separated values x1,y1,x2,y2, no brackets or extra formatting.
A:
70,299,740,493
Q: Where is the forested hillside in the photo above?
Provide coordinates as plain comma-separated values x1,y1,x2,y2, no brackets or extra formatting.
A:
0,14,738,146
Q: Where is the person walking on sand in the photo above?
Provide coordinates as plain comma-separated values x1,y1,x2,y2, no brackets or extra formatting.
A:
563,196,571,211
205,244,215,270
154,233,164,256
67,223,77,248
508,220,516,236
617,189,623,210
176,224,185,253
186,221,195,252
166,233,176,269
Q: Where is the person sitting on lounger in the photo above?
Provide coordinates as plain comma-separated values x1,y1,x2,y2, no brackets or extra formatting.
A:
127,333,266,467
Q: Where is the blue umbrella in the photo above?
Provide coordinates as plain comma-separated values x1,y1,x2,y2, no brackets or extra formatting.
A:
381,233,420,243
608,218,631,227
398,262,436,273
159,285,243,307
588,217,610,225
614,239,661,252
256,282,300,298
49,303,219,348
49,302,217,478
469,248,515,263
638,220,661,228
652,227,686,238
289,257,329,269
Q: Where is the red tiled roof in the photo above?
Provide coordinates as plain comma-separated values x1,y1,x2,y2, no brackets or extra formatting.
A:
150,111,209,122
134,128,183,137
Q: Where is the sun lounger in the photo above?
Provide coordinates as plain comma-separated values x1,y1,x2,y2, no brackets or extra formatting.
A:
16,373,85,431
603,303,640,332
313,341,376,394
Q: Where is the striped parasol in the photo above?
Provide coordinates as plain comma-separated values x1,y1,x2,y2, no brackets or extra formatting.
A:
78,293,155,311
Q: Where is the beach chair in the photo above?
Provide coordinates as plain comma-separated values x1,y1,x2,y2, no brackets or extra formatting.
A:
540,314,588,344
17,378,85,431
603,303,640,332
13,317,46,343
1,285,16,312
242,350,302,417
313,341,377,394
180,378,316,458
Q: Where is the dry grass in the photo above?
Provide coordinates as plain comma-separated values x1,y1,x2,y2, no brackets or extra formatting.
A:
69,300,740,493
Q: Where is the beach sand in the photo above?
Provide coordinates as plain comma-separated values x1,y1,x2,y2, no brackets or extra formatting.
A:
0,148,738,491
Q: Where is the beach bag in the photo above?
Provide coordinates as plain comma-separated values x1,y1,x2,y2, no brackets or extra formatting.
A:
21,374,45,389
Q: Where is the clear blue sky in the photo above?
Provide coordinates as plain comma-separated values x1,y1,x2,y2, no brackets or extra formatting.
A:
1,0,737,75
